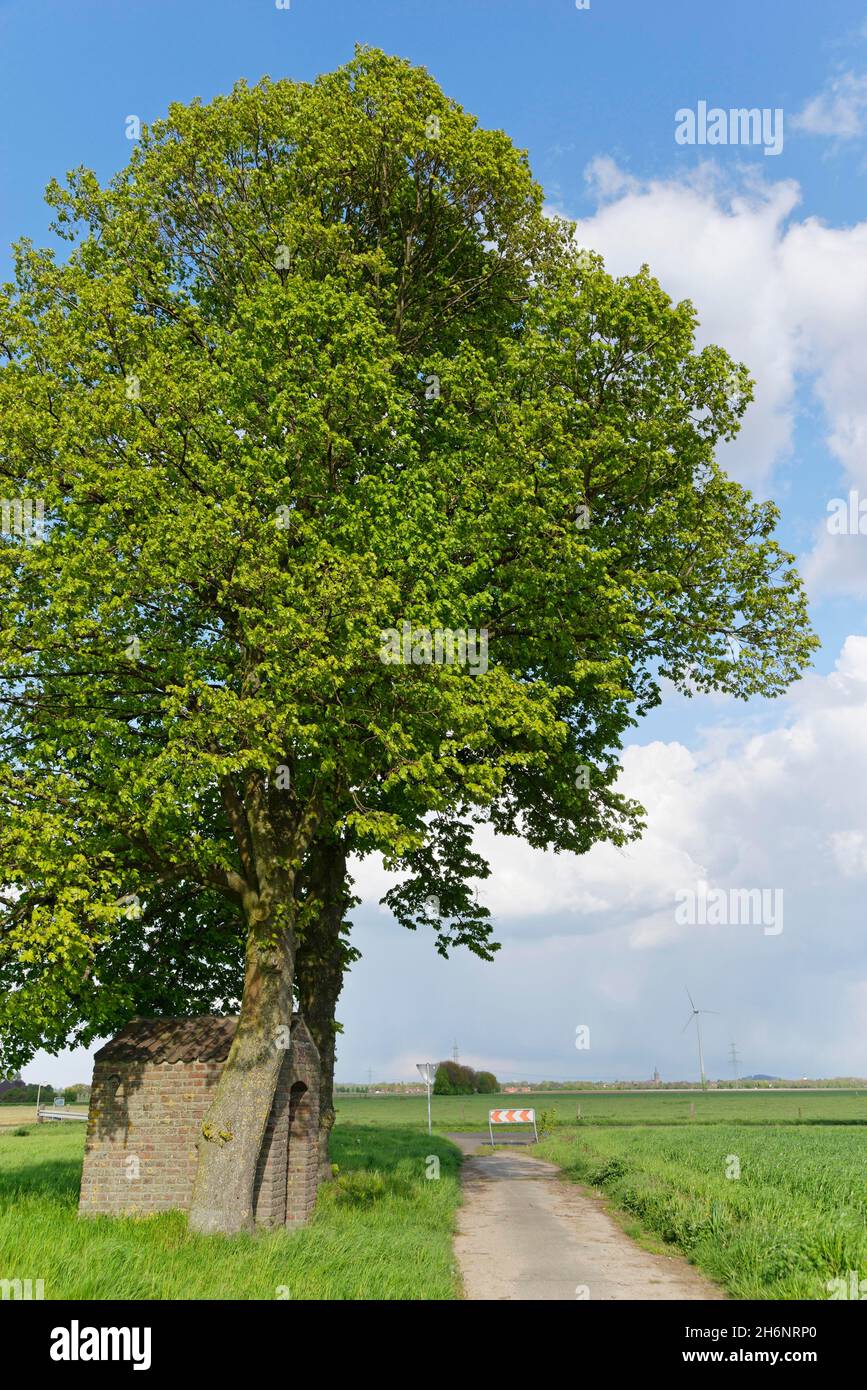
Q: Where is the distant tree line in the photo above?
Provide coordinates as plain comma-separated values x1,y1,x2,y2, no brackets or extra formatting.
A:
328,1075,866,1096
433,1061,498,1095
0,1082,89,1105
494,1077,867,1092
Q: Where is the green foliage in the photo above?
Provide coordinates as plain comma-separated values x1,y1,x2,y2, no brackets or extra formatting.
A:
590,1155,627,1184
0,1082,53,1104
537,1107,559,1137
432,1065,450,1096
433,1062,468,1095
0,48,817,1067
432,1060,496,1094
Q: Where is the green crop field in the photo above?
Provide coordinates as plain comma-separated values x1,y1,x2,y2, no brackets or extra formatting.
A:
536,1122,867,1300
335,1087,867,1130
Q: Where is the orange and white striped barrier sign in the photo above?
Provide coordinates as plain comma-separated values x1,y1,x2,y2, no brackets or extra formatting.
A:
488,1107,538,1144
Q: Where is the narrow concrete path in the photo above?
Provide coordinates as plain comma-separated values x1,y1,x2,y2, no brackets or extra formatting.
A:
448,1133,724,1302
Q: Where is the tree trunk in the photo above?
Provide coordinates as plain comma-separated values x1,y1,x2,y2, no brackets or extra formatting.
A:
302,953,343,1183
295,838,355,1183
188,908,295,1235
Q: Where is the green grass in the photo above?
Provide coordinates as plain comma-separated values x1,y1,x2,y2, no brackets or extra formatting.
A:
535,1123,867,1299
335,1087,867,1130
0,1122,461,1300
4,1089,865,1300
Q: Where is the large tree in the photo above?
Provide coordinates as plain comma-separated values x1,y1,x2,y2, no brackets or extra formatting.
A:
0,49,816,1233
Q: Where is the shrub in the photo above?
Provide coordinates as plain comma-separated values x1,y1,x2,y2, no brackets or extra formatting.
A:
592,1156,628,1186
433,1061,499,1094
433,1061,475,1095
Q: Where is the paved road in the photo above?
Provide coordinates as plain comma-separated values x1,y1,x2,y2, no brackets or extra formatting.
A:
448,1133,725,1302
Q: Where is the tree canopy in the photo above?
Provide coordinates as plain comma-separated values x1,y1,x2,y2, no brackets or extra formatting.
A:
0,48,816,1229
433,1061,499,1095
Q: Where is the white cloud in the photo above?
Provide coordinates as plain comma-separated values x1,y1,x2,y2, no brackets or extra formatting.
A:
451,637,867,939
340,637,867,1080
829,830,867,878
355,636,867,944
793,71,867,139
553,162,867,597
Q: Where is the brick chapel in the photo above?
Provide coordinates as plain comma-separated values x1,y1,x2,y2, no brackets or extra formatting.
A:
78,1014,320,1228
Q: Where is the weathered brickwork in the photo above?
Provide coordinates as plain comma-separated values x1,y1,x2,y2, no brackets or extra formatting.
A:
78,1015,320,1228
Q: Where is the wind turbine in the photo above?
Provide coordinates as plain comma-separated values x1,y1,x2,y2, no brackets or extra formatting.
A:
682,988,719,1090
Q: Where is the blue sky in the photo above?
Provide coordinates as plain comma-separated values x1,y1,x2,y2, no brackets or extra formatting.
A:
3,0,867,1086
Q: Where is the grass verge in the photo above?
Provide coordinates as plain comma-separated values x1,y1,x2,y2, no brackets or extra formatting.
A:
536,1123,867,1299
0,1123,461,1300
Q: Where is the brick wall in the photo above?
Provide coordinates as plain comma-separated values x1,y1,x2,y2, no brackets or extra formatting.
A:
252,1063,291,1228
286,1080,318,1227
78,1028,320,1227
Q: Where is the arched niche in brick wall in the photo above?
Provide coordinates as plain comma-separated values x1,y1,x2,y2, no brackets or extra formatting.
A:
286,1079,318,1227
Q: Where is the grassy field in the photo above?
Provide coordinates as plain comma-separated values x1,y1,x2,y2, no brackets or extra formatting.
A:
535,1122,867,1300
2,1088,863,1300
335,1087,867,1130
0,1122,460,1299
